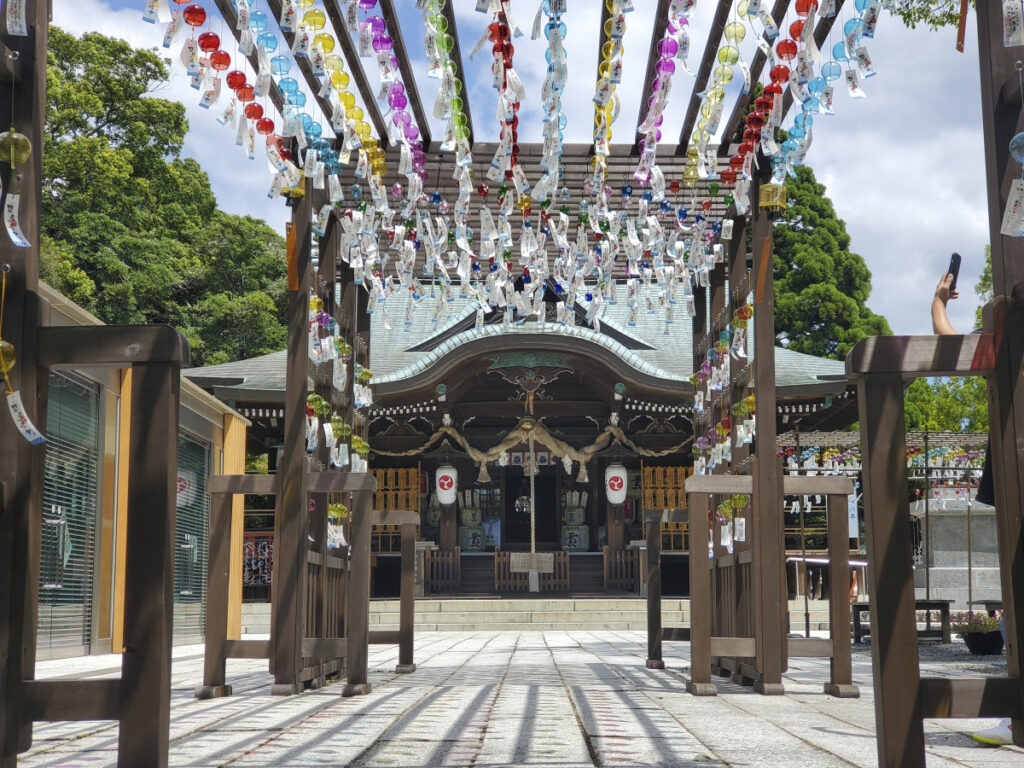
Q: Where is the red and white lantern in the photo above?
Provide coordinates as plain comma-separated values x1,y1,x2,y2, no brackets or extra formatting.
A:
605,463,627,505
435,465,458,506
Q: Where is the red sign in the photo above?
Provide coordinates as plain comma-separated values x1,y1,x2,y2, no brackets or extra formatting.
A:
608,476,624,492
438,474,454,491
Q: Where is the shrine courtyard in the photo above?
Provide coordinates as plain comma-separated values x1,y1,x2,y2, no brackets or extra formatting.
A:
16,630,1023,768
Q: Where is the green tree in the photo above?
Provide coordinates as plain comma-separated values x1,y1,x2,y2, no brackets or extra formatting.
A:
42,26,287,366
974,245,992,328
892,1,973,30
772,165,892,359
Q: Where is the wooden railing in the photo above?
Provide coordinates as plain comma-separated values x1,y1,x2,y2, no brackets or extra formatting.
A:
494,550,570,592
424,546,460,593
603,547,639,593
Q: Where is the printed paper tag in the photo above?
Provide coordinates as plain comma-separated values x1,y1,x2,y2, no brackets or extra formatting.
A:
4,193,30,247
846,68,865,98
1000,178,1024,235
163,12,183,49
7,392,45,444
1005,0,1024,47
6,0,27,36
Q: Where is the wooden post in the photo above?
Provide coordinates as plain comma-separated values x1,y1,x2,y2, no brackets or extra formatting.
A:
751,175,786,695
118,362,178,766
976,0,1024,744
824,493,858,698
395,522,416,673
343,488,373,696
271,181,314,696
687,493,715,695
857,372,923,767
0,1,49,762
645,515,663,668
196,493,233,698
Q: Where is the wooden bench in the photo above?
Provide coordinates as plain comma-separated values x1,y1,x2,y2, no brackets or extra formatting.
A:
852,599,953,644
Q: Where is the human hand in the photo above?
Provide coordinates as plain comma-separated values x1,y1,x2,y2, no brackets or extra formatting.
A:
934,272,959,305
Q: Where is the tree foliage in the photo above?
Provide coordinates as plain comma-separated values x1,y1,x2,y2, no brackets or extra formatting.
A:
891,1,973,30
42,27,287,366
772,165,892,359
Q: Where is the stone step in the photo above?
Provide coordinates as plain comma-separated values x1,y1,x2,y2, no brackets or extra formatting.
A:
241,597,836,633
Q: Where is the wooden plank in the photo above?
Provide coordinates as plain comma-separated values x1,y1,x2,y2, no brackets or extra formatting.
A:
112,369,132,655
857,372,924,767
686,475,752,494
308,472,377,493
37,324,190,369
437,0,474,147
645,515,663,667
787,637,833,658
369,631,402,645
676,0,734,155
343,489,373,695
300,638,348,658
200,494,232,693
397,523,416,671
633,0,673,151
918,677,1023,719
223,417,248,641
687,493,715,695
826,494,855,692
224,639,271,659
782,477,855,495
710,637,756,658
717,0,790,155
208,474,277,495
324,0,390,146
22,680,121,722
845,334,996,378
119,362,179,765
379,0,430,147
372,509,419,526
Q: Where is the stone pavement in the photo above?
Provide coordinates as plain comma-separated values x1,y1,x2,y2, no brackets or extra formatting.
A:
18,631,1024,767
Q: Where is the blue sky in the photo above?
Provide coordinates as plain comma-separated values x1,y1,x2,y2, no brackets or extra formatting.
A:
60,0,990,336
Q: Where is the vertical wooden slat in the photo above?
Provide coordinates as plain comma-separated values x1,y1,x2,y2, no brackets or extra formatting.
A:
196,494,233,699
976,0,1024,745
645,521,663,668
824,494,857,698
343,489,373,696
395,522,416,673
224,416,247,641
857,372,923,767
118,362,178,766
687,494,715,695
271,180,314,696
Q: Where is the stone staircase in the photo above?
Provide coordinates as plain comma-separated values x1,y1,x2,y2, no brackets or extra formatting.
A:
241,598,836,634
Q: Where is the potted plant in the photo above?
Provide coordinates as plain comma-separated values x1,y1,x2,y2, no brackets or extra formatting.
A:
951,611,1004,655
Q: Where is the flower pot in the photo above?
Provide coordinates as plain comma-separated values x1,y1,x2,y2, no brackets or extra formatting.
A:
961,630,1004,655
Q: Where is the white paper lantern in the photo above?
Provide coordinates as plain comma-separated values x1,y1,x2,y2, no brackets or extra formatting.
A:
435,465,458,506
605,463,628,505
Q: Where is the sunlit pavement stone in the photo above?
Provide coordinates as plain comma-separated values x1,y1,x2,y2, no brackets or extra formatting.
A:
18,630,1024,767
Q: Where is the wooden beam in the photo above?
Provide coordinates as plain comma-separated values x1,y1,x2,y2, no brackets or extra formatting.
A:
676,0,734,155
300,638,348,658
918,677,1023,719
224,639,272,659
779,0,848,120
324,0,391,146
437,0,474,148
787,637,833,657
710,637,756,658
265,0,347,144
845,334,997,378
379,0,431,147
371,509,419,526
208,473,278,495
717,0,789,153
22,681,121,722
368,630,402,645
37,325,190,369
308,471,377,493
633,0,673,152
212,0,285,114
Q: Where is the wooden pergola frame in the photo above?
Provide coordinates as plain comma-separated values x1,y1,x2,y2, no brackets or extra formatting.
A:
0,3,1021,768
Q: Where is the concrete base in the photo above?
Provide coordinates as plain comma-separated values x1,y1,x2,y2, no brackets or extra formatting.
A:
645,659,665,669
194,684,232,699
395,663,417,674
341,682,373,697
824,683,860,698
686,681,718,696
754,681,785,695
271,683,303,696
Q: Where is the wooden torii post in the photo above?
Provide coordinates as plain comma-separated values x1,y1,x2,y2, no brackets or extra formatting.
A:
846,5,1024,766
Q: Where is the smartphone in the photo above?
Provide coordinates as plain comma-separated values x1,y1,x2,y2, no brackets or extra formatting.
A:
948,252,961,293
